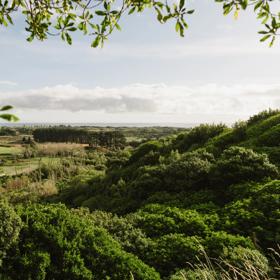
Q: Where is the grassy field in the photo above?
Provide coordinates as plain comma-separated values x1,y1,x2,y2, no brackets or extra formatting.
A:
0,145,23,155
0,157,60,176
0,136,81,177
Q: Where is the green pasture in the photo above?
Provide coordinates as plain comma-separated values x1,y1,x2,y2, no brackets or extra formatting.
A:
0,146,23,155
0,157,60,176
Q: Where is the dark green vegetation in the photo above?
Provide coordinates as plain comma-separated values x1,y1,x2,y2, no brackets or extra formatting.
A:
32,126,183,145
1,110,280,279
33,127,127,148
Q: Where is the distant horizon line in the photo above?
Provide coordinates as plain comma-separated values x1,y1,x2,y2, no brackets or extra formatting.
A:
0,121,233,128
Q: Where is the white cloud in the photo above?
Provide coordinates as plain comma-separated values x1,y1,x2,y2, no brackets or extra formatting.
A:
96,39,280,59
0,80,17,86
0,83,280,123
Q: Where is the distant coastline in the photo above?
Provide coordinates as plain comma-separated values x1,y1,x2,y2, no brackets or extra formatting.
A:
0,122,200,128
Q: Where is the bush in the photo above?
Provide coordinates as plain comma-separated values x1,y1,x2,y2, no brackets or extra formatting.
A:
203,231,254,258
206,124,248,155
128,141,162,164
223,180,280,248
84,210,152,257
163,152,212,192
224,247,269,276
0,201,22,266
128,204,210,238
247,109,280,128
174,124,226,152
210,146,278,188
246,112,280,142
258,124,280,146
254,147,280,165
1,203,160,280
146,234,202,277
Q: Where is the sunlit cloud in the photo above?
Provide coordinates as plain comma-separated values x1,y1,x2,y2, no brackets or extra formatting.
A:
0,83,279,123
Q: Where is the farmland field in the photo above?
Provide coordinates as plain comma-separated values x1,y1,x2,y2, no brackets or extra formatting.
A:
0,157,60,176
0,145,23,155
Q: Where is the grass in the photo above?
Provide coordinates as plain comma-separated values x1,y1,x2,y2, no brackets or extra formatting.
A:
36,143,86,157
0,157,60,176
171,246,280,280
0,145,23,155
0,138,86,176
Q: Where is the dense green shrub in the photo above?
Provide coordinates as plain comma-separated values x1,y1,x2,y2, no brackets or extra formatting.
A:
106,149,130,170
247,109,280,127
0,201,22,266
163,152,212,192
128,141,162,164
128,204,210,238
222,198,264,235
206,123,248,155
174,124,226,152
83,209,152,257
223,180,280,248
224,246,269,275
254,146,280,165
1,204,160,280
258,124,280,146
146,234,202,277
210,146,278,188
246,110,280,137
203,231,254,257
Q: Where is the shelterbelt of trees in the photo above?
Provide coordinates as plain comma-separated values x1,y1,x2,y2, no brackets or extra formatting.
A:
1,109,280,279
33,127,126,148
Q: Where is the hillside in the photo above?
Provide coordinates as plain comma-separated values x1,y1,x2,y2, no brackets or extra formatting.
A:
1,110,280,279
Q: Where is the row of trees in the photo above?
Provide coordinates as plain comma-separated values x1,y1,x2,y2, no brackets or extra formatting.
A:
33,127,126,148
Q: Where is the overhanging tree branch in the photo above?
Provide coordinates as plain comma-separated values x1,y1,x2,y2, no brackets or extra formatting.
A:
0,0,279,47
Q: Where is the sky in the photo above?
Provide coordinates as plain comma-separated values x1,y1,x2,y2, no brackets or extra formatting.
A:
0,0,280,124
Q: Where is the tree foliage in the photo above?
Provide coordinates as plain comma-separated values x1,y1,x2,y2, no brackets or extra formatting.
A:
33,127,126,148
0,0,279,47
0,200,22,266
1,203,160,280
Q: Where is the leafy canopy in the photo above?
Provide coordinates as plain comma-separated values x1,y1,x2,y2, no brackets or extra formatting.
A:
0,0,279,47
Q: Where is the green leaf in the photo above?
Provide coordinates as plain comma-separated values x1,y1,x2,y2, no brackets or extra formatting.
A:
115,23,121,31
240,0,248,10
260,34,271,42
175,21,180,33
179,0,185,10
269,36,275,47
95,11,107,16
0,114,19,122
65,32,72,45
78,22,84,31
254,1,263,11
0,105,13,111
91,36,100,48
258,31,268,34
128,7,136,15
